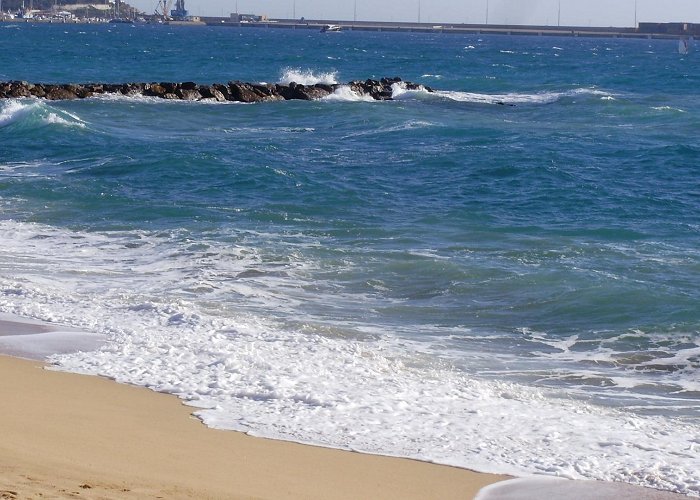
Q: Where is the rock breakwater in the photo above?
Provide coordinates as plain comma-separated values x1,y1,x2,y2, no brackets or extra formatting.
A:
0,77,431,102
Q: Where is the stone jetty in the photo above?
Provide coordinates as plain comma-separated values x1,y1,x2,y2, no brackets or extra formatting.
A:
0,77,431,102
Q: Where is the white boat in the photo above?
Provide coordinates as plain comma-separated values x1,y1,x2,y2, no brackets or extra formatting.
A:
320,24,342,33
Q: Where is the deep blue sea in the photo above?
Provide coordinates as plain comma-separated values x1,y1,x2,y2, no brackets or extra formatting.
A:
1,23,699,494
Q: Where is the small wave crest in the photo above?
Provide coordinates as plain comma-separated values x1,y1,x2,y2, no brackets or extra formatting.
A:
392,86,615,106
651,105,686,113
0,99,86,129
434,90,561,105
278,67,339,86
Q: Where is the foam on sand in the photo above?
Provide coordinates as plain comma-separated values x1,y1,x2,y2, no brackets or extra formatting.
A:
0,313,104,359
475,477,689,500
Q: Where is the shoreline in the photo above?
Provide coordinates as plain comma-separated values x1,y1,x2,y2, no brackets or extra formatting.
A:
0,315,508,499
0,316,692,499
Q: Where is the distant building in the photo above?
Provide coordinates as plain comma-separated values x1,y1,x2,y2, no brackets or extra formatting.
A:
60,3,112,14
231,13,266,23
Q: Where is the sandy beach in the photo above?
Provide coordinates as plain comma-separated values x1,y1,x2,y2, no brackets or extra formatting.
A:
0,316,508,500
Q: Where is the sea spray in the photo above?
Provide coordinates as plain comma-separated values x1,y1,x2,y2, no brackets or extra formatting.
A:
278,67,339,85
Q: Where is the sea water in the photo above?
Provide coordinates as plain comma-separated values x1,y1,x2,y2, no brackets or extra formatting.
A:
1,23,699,495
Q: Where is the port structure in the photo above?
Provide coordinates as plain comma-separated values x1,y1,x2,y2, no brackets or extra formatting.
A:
154,0,187,21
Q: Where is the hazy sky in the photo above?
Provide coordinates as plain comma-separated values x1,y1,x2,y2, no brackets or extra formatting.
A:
131,0,700,27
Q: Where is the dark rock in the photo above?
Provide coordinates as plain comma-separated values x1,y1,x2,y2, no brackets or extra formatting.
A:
85,83,104,94
176,88,202,101
381,76,402,85
348,80,365,95
9,83,32,98
0,77,431,103
120,83,144,96
199,85,227,102
314,83,336,93
404,82,422,91
251,83,283,100
45,87,78,100
102,83,123,94
346,79,385,99
161,82,178,94
75,87,93,99
211,83,232,101
211,89,227,102
277,82,296,99
144,83,166,97
31,84,46,98
296,84,331,100
63,84,83,95
278,82,329,100
228,81,267,103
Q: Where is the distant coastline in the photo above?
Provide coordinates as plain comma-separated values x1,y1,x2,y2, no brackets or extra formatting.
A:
1,17,697,40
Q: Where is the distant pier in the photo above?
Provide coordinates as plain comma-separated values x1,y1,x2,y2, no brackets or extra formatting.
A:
204,19,697,40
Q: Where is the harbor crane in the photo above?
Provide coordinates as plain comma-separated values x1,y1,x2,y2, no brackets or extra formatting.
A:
155,0,187,20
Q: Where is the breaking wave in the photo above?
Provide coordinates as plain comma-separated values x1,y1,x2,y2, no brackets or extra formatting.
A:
278,67,339,86
0,99,86,129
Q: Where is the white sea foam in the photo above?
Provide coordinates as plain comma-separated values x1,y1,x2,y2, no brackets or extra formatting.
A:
43,111,87,128
323,85,376,102
278,67,339,86
340,120,436,138
90,92,234,106
91,92,163,103
222,126,315,134
0,219,698,496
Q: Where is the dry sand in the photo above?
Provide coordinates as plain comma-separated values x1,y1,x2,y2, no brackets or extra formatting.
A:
0,351,508,499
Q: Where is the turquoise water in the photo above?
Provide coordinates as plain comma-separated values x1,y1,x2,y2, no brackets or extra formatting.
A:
1,23,699,493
